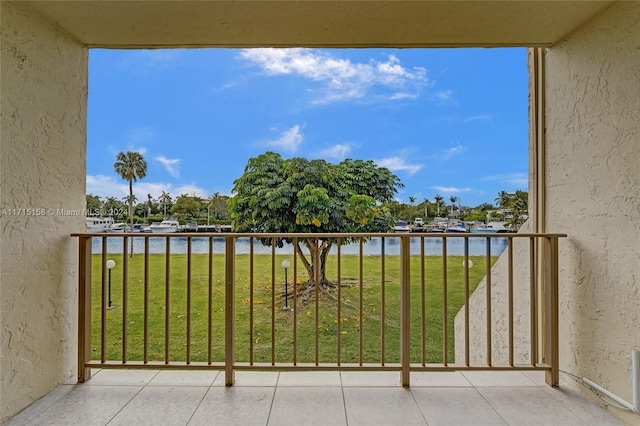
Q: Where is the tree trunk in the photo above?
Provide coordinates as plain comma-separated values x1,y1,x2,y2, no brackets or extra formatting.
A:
129,179,134,257
294,238,334,291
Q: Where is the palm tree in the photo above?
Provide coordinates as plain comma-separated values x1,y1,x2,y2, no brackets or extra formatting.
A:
122,194,138,206
495,190,510,208
434,194,444,216
449,195,458,216
114,151,147,238
408,196,416,205
159,191,172,217
422,198,430,218
147,193,153,218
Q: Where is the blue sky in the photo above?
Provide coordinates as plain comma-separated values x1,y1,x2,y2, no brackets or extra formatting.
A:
87,47,528,207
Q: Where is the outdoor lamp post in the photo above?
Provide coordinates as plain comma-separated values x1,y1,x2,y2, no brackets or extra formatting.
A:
281,259,292,311
106,259,116,309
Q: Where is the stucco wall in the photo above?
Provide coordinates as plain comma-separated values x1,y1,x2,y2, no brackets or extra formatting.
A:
545,1,640,420
0,2,87,421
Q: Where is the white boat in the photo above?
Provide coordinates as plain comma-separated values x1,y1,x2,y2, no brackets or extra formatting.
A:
106,222,131,233
446,225,469,233
470,222,508,233
86,217,114,232
149,220,180,233
393,221,411,233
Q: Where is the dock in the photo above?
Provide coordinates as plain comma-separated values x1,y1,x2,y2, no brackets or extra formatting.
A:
177,224,232,233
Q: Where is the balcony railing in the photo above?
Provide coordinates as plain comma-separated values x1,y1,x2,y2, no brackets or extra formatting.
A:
72,232,565,387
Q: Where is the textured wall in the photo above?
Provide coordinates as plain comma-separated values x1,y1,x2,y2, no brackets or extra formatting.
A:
0,3,87,421
545,0,640,419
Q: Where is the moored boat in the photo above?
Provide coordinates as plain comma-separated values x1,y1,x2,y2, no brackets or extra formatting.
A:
105,222,131,233
149,219,180,233
446,225,469,233
470,222,508,233
86,217,114,232
393,221,411,233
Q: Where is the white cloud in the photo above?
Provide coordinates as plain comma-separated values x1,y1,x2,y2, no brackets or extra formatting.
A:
376,156,423,175
430,186,472,194
481,173,528,187
86,175,207,201
463,114,492,123
319,143,352,159
263,125,304,152
440,144,466,160
434,90,455,104
213,82,238,92
154,156,181,178
239,48,428,104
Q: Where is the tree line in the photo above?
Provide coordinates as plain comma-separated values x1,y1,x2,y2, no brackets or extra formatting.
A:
88,150,527,229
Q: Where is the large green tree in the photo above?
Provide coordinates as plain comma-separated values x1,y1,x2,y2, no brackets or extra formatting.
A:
228,152,403,291
171,194,202,219
114,151,147,234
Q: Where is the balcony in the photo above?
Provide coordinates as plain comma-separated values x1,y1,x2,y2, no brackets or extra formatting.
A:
4,234,626,424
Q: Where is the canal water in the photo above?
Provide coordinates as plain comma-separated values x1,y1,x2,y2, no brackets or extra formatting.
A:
92,235,509,257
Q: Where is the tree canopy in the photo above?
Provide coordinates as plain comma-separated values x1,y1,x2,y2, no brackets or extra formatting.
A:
171,194,202,219
229,152,402,234
228,152,403,291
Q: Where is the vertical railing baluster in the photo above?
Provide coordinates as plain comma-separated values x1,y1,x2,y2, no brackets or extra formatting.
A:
225,236,235,386
400,235,411,387
78,236,92,382
421,237,426,366
544,236,560,387
293,238,298,366
337,238,341,366
359,238,364,366
249,237,254,366
101,237,107,364
381,237,386,366
122,236,129,364
164,237,170,364
208,236,213,364
508,236,514,367
486,237,492,367
530,237,538,366
144,237,149,364
271,239,276,366
186,237,192,364
315,237,320,366
464,236,470,367
442,236,448,366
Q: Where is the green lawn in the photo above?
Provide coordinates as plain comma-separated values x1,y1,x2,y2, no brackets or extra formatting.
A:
91,253,494,364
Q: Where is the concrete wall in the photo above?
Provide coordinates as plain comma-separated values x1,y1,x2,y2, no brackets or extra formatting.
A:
0,2,87,421
545,1,640,421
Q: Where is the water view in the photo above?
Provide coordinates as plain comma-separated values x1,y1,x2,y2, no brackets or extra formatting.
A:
92,235,509,257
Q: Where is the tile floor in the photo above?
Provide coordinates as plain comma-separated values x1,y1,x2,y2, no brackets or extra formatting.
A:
5,370,624,425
